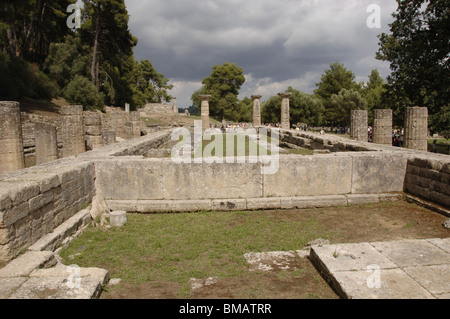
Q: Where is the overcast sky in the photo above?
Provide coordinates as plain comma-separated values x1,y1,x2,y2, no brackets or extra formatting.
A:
123,0,398,108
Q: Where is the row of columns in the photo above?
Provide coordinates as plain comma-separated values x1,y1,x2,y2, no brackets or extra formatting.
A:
197,94,430,151
350,106,428,151
198,92,292,129
0,102,141,175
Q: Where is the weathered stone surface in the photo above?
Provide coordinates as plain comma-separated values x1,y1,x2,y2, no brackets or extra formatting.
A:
310,242,398,273
373,109,392,145
278,92,292,130
350,110,368,142
403,264,450,296
28,208,91,252
35,122,58,165
351,153,407,194
346,194,380,205
264,156,352,197
404,107,428,151
0,277,27,299
199,95,211,130
9,276,103,299
0,101,25,174
212,199,247,211
61,105,85,158
333,268,435,299
281,195,348,209
371,239,450,267
246,198,281,210
252,95,262,127
110,211,127,227
0,251,56,278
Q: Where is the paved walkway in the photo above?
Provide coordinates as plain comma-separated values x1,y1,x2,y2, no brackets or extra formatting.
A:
309,238,450,299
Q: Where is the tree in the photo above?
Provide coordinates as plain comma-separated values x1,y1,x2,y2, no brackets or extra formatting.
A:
314,62,361,125
330,89,368,126
288,87,325,126
43,34,89,89
362,69,386,123
0,0,74,63
192,62,245,122
376,0,450,133
237,97,253,122
80,0,137,93
63,74,104,110
261,87,325,126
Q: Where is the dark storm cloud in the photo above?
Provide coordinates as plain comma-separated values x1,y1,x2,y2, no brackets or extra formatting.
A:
125,0,398,107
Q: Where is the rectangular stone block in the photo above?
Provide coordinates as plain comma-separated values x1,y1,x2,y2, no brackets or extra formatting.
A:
212,199,247,211
351,154,407,194
281,195,348,209
246,197,281,210
264,156,352,197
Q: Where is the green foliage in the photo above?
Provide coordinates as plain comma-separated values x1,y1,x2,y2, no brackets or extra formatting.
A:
63,75,104,110
262,88,325,126
0,52,59,100
330,89,368,126
361,70,386,124
237,97,253,122
43,35,89,89
192,62,246,122
314,62,362,125
0,0,75,63
376,0,450,134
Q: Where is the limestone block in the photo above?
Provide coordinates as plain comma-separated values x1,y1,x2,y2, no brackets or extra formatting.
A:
0,101,25,174
35,122,58,165
0,251,56,278
110,211,127,227
350,153,407,194
264,156,352,197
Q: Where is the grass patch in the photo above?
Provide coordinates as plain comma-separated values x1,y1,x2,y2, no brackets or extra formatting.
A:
59,210,330,297
192,134,271,158
284,148,313,155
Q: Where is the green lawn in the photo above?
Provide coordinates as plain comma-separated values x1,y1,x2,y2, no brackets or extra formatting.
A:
192,134,272,158
59,210,330,297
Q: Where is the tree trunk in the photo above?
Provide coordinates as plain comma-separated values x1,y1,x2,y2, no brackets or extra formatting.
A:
91,11,100,89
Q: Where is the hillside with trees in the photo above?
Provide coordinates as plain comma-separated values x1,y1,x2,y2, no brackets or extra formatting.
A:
0,0,172,111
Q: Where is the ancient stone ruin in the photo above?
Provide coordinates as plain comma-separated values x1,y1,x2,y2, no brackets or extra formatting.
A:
0,99,448,299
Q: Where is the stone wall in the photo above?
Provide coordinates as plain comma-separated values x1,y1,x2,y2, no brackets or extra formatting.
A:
1,126,448,264
95,153,408,208
0,161,95,262
404,154,450,208
140,103,177,117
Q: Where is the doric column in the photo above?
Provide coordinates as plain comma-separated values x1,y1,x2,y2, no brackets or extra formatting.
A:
350,110,368,142
199,95,212,130
373,109,393,145
278,92,292,130
404,106,428,151
251,95,262,127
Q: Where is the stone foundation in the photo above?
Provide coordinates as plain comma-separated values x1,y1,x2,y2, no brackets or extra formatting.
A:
0,126,448,263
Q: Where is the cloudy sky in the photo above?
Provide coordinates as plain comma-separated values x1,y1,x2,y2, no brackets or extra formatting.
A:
123,0,398,108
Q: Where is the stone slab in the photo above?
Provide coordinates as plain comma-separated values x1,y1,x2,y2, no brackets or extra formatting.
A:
0,277,27,299
0,251,56,278
333,268,435,299
310,242,398,273
403,264,450,296
371,239,450,267
30,264,109,286
8,276,103,299
427,238,450,253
